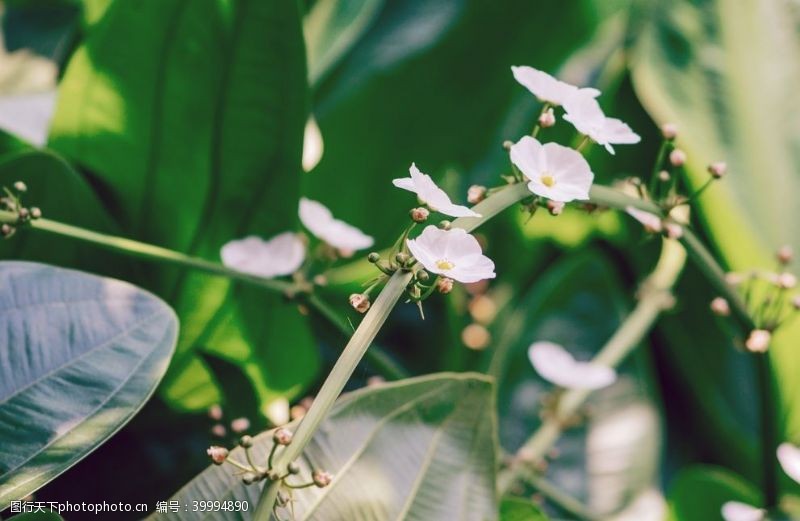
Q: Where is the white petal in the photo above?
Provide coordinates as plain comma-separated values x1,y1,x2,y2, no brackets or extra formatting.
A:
392,177,416,191
512,138,593,202
221,232,305,278
778,442,800,484
406,225,495,283
626,206,663,233
528,341,616,390
0,91,57,147
510,136,545,181
302,116,324,172
721,502,765,521
299,197,334,238
511,65,582,106
299,197,373,251
394,163,479,218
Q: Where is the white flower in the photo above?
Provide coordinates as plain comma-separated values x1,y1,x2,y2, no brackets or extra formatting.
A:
509,136,594,202
563,94,641,154
392,163,480,218
299,198,374,252
220,232,305,278
511,65,600,106
406,226,495,283
721,502,766,521
528,341,616,390
625,206,663,233
778,442,800,484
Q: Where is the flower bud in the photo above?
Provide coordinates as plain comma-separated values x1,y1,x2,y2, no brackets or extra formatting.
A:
29,207,42,219
502,140,513,151
661,123,678,140
467,185,487,204
242,473,259,485
312,470,333,488
273,428,293,446
367,252,380,263
707,162,727,179
349,293,371,313
207,446,229,465
230,417,250,433
669,149,686,167
395,252,409,265
1,224,13,237
663,222,684,240
546,200,565,216
415,269,429,282
725,272,744,286
793,295,800,310
658,170,671,182
208,404,223,421
210,424,226,437
538,108,556,128
239,435,253,448
776,272,797,289
13,181,27,193
287,462,301,475
436,277,454,294
367,375,386,387
710,297,730,317
410,207,429,223
461,323,491,350
777,245,793,265
438,220,451,230
17,207,29,219
745,329,771,353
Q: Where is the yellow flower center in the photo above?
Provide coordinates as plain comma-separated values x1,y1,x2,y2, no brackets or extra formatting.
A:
436,259,455,271
541,173,556,187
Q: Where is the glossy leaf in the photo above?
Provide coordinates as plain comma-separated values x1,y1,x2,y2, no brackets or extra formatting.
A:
667,466,761,521
500,497,549,520
48,0,319,414
0,261,178,508
152,373,498,521
630,0,800,438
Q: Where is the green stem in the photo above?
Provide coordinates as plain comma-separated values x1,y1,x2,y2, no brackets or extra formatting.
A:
524,473,599,521
497,237,687,494
756,352,778,507
0,212,407,380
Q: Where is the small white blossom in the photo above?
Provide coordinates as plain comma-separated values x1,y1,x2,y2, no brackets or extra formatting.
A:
509,136,594,202
406,226,495,283
528,341,616,390
220,232,305,278
625,206,662,233
563,94,641,154
721,501,765,521
778,442,800,484
299,198,374,252
511,65,600,106
393,163,480,218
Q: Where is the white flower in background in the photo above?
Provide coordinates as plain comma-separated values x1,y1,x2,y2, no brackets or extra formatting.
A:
392,163,480,218
406,226,495,283
302,116,324,172
778,442,800,484
528,341,616,390
625,206,663,233
511,65,600,106
509,136,593,202
563,94,641,154
721,501,766,521
299,198,374,252
220,232,305,278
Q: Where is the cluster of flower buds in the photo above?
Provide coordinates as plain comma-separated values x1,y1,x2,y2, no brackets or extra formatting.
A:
710,245,800,353
1,181,43,239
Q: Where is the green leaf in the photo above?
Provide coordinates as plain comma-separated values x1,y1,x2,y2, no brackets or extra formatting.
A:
151,373,498,520
667,466,761,521
304,0,384,86
0,261,178,508
500,497,549,520
630,0,800,438
48,0,318,414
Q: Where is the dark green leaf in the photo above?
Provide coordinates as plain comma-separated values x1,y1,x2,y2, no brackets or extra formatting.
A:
0,261,178,508
151,373,498,520
667,466,761,521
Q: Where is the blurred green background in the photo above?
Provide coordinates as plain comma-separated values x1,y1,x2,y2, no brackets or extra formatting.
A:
1,0,799,519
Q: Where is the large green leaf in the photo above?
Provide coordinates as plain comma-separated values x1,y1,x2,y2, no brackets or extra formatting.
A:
152,373,498,521
0,261,178,508
667,466,761,521
48,0,318,415
500,498,549,521
630,0,800,438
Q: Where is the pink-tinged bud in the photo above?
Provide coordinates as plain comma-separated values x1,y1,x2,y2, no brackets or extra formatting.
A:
793,296,800,310
273,428,293,446
725,272,744,286
663,222,684,240
669,149,686,167
239,435,254,448
658,170,671,182
290,405,306,420
349,293,371,313
546,200,565,216
207,446,229,465
467,185,487,204
776,272,797,289
13,181,27,193
502,140,513,151
230,417,250,433
208,404,223,421
410,207,429,223
778,245,793,265
313,274,328,286
29,207,42,219
661,123,678,140
710,297,730,317
538,108,556,128
707,162,727,179
745,329,771,353
211,424,226,437
312,470,333,488
1,224,13,237
367,376,385,387
438,220,452,230
436,277,454,294
461,323,491,350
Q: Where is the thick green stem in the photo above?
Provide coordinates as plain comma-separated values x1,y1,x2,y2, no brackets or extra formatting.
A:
497,238,687,495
